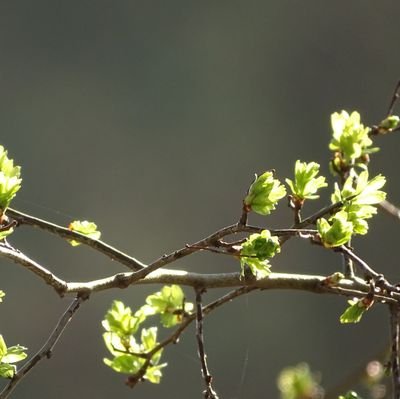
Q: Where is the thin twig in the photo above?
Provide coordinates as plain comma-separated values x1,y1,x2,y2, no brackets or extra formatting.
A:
338,246,382,281
296,200,345,228
126,287,256,388
0,244,67,296
338,246,399,294
195,288,219,399
0,295,87,399
342,239,355,279
390,304,400,399
7,207,146,271
387,80,400,117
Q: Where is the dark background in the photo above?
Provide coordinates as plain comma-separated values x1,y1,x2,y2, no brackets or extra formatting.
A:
1,1,400,398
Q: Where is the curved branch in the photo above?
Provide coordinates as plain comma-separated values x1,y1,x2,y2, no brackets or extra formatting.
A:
7,208,146,271
0,244,67,295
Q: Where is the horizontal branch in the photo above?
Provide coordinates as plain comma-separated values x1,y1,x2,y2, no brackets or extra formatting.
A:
1,241,397,305
6,207,317,288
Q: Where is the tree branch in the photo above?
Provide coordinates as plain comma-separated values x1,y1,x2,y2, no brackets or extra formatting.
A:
7,207,146,271
195,288,219,399
378,200,400,222
0,295,87,399
390,304,400,399
2,241,399,307
125,287,255,387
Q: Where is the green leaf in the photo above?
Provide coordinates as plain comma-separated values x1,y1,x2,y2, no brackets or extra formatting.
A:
240,230,280,278
285,160,327,201
68,220,101,246
329,111,378,173
102,288,192,385
0,335,27,379
145,285,193,328
102,300,144,336
340,297,373,324
378,115,399,133
145,363,167,384
330,171,386,236
0,335,7,358
1,345,28,364
244,171,286,215
0,145,22,215
141,327,157,351
329,111,376,160
103,325,166,383
353,172,386,205
317,211,353,248
103,353,143,374
277,363,322,399
0,363,16,379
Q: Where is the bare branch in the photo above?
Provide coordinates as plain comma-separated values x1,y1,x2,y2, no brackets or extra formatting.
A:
195,288,219,399
390,304,400,399
0,244,67,296
7,207,146,271
3,240,400,305
0,295,87,399
387,80,400,117
378,200,400,222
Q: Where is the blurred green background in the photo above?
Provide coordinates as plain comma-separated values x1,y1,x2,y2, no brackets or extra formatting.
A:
1,1,400,397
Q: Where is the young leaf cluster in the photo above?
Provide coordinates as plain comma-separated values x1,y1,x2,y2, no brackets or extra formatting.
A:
0,146,21,215
103,285,192,383
277,362,322,399
0,145,22,240
317,171,386,247
0,335,27,379
329,111,378,172
244,171,286,215
239,230,280,278
0,292,27,379
142,285,194,328
68,220,101,246
377,114,400,134
286,160,327,202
